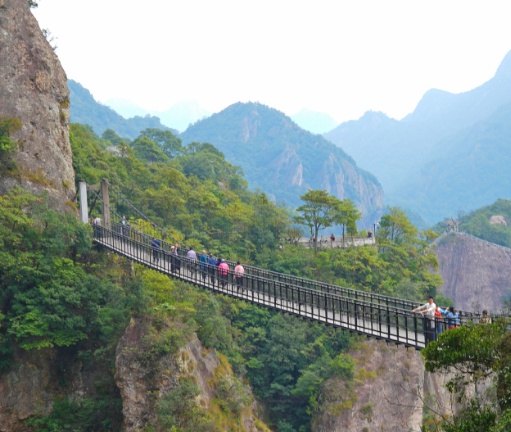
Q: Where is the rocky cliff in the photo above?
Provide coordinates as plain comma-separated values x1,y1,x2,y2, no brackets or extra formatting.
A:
433,232,511,312
0,318,267,432
0,0,75,209
312,339,480,432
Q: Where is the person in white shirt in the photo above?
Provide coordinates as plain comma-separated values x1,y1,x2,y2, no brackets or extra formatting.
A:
412,296,437,344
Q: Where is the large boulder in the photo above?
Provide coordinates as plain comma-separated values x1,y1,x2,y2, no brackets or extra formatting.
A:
0,0,75,209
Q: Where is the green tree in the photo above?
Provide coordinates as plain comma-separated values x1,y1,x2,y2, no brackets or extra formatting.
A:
421,322,511,432
335,198,361,243
0,117,21,173
131,136,169,164
140,128,183,159
296,190,342,254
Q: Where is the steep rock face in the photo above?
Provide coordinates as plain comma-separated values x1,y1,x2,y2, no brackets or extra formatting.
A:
312,339,482,432
313,341,424,432
0,0,75,208
433,232,511,312
0,348,113,432
115,318,265,432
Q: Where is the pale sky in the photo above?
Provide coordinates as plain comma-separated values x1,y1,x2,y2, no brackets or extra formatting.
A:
33,0,511,123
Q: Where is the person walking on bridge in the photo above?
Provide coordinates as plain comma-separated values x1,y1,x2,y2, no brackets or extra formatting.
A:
200,250,208,281
120,215,129,236
412,296,437,344
208,253,217,285
218,259,229,288
151,237,161,264
235,261,245,291
187,247,197,277
480,310,491,325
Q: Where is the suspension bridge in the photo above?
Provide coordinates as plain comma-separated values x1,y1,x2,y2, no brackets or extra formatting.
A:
80,179,490,351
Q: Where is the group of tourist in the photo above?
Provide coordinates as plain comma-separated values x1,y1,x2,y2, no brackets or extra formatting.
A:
412,296,492,344
149,239,245,289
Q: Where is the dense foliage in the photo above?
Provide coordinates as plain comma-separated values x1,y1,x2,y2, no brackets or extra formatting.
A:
422,321,511,432
0,116,21,174
0,122,451,431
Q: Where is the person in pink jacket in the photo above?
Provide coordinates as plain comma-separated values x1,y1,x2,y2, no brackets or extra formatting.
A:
235,261,245,290
218,259,230,287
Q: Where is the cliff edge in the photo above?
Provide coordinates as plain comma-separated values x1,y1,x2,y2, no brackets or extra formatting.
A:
0,0,75,208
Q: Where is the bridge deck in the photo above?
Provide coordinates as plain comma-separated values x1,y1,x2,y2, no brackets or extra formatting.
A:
94,227,429,349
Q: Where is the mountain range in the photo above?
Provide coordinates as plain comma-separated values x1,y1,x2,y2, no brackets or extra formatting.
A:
324,49,511,223
179,102,383,225
68,80,173,139
104,99,211,132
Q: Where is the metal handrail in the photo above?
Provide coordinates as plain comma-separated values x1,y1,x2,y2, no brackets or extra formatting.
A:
110,221,479,317
93,225,490,349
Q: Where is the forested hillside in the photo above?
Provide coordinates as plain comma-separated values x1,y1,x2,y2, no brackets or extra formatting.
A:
68,80,175,139
1,114,449,431
179,102,384,226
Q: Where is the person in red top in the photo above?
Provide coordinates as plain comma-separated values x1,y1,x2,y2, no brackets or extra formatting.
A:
235,261,245,290
218,259,229,287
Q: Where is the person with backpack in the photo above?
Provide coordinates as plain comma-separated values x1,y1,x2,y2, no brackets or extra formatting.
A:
435,306,445,338
218,259,229,287
208,253,217,285
200,250,208,281
235,261,245,291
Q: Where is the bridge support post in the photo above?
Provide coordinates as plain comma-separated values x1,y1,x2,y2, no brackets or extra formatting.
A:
79,181,88,224
101,178,111,230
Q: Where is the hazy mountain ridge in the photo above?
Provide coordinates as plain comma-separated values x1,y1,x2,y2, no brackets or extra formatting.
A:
105,98,211,132
179,102,384,223
68,80,173,139
324,49,511,222
389,100,511,222
290,108,338,134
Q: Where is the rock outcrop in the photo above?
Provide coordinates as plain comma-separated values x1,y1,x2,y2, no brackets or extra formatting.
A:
489,215,507,226
313,340,425,432
0,0,75,209
115,318,266,432
312,339,483,432
433,232,511,312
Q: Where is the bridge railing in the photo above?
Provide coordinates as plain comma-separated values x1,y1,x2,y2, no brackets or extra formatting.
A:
94,226,490,349
110,222,477,318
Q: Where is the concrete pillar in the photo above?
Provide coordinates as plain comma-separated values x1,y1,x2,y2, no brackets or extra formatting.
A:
79,181,88,223
101,178,111,230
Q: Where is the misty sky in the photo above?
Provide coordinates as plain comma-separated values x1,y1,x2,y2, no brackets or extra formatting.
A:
33,0,511,123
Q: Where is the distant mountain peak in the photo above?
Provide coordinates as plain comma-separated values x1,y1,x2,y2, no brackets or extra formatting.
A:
290,108,338,134
495,49,511,79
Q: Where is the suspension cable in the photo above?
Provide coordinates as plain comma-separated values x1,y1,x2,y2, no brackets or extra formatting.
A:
103,179,187,249
86,186,124,222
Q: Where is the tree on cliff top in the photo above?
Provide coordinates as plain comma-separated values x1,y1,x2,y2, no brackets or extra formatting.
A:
27,0,39,8
296,190,342,254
